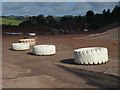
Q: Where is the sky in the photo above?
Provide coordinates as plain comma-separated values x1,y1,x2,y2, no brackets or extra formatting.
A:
1,0,120,2
2,2,119,16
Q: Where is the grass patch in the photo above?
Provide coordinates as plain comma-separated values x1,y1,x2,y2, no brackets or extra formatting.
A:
0,17,22,26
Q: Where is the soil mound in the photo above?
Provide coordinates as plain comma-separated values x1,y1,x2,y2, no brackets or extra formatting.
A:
86,27,119,40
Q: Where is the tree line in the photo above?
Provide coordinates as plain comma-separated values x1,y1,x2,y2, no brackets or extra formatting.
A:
3,5,120,32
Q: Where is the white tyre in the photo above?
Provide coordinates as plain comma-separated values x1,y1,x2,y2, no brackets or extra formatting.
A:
33,45,56,56
19,39,36,46
28,33,36,36
11,43,29,51
74,47,108,65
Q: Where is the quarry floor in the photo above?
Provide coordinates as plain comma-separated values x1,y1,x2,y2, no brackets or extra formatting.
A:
2,34,119,88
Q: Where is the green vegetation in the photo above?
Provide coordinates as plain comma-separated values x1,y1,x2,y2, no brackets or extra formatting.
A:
19,5,120,32
2,5,120,32
0,17,22,26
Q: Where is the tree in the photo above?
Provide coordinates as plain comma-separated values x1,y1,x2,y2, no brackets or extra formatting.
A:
111,5,120,21
59,15,75,33
86,10,94,23
102,9,111,24
36,14,46,26
46,15,57,27
102,9,106,15
74,15,85,31
18,4,119,31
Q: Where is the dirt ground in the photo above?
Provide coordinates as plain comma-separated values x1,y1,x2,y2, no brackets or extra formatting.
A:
2,30,119,88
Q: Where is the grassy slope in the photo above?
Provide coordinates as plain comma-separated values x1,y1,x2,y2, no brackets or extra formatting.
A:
0,17,22,26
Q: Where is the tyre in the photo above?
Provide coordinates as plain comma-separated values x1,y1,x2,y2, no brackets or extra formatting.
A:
74,47,108,65
19,39,36,46
33,45,56,56
28,33,36,36
11,43,29,51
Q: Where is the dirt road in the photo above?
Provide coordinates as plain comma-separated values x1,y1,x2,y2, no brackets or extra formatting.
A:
2,34,119,88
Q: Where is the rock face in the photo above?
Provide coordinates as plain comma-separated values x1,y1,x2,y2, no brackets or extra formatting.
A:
74,47,108,65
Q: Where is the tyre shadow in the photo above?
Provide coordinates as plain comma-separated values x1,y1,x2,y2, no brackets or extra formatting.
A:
27,52,36,56
9,48,29,52
27,52,55,56
9,48,13,51
60,58,75,64
60,58,108,65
